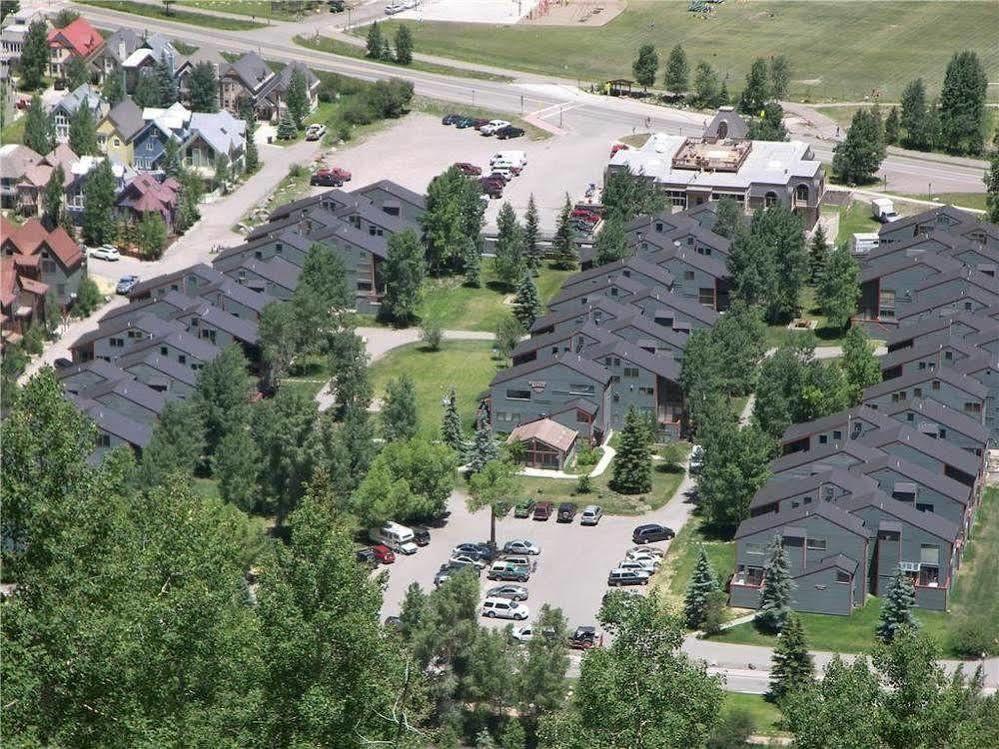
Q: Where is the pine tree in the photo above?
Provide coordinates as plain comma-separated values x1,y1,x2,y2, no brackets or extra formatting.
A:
381,374,419,442
809,224,828,282
523,194,541,272
188,61,219,112
884,106,900,145
684,545,721,628
102,71,124,106
769,55,791,101
394,25,413,65
663,44,689,96
133,69,162,108
462,235,481,287
494,201,525,288
693,61,721,108
755,534,793,633
162,137,182,178
467,416,498,475
366,21,384,59
23,95,53,154
938,50,988,155
512,273,541,329
276,110,297,140
499,719,526,749
900,78,931,151
81,159,117,247
551,195,578,271
243,106,259,172
832,108,885,184
876,567,919,642
817,242,859,330
738,58,771,115
155,53,177,106
594,213,628,265
19,19,47,91
769,612,813,701
441,387,464,453
718,80,730,106
41,165,65,231
68,103,98,155
285,66,309,128
609,406,652,495
65,56,90,90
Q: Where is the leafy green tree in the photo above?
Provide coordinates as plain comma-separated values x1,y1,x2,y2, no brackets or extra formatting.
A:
353,438,456,525
366,20,384,58
214,153,230,194
711,198,743,241
707,707,755,749
467,457,520,548
602,166,665,223
212,425,261,512
252,386,318,522
594,213,629,265
769,612,813,701
697,419,773,533
137,399,205,488
462,234,481,287
467,416,499,475
293,243,350,340
664,44,689,95
176,170,203,232
523,193,541,272
494,201,525,287
684,545,722,628
986,150,999,224
746,101,787,141
65,55,90,90
550,194,578,270
381,228,426,325
816,241,859,329
833,107,885,184
841,327,879,405
809,223,828,282
632,44,658,89
610,406,652,494
518,604,570,719
693,61,722,108
755,534,793,633
938,50,988,155
738,57,771,114
311,405,377,496
877,567,919,642
901,78,932,150
22,94,53,154
136,211,168,259
884,105,900,145
495,314,525,361
188,60,219,112
276,109,297,139
512,273,542,329
19,19,48,90
73,274,103,317
769,54,790,100
327,327,372,415
194,344,252,462
41,164,66,230
53,9,79,27
259,301,297,391
285,66,309,127
441,386,464,453
243,107,259,172
382,374,419,441
132,69,161,107
394,24,413,65
731,205,807,323
421,166,468,274
102,70,125,105
81,158,117,246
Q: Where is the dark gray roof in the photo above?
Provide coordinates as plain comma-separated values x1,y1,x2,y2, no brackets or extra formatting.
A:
78,377,167,416
530,297,637,334
604,314,690,350
877,334,984,372
862,363,988,401
212,255,301,291
129,263,223,298
857,423,982,478
352,179,427,212
750,468,879,509
125,328,222,363
490,353,611,387
200,277,275,315
511,322,612,359
174,300,260,344
877,205,978,238
781,405,895,443
885,398,989,446
858,251,962,284
224,51,275,92
274,60,319,90
72,396,152,448
626,288,721,325
54,358,130,387
897,284,999,322
770,439,885,475
332,196,413,234
105,97,145,141
103,27,144,64
548,397,600,415
561,256,675,292
797,553,858,577
704,107,749,140
647,244,730,280
851,454,972,505
587,336,681,382
734,500,869,540
910,266,999,297
548,273,648,308
117,347,199,387
840,491,960,542
886,310,998,348
71,313,181,349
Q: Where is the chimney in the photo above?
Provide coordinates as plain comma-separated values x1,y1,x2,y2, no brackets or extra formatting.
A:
118,41,126,60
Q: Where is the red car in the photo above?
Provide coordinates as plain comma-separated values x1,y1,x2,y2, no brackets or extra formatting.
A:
454,162,482,176
571,208,600,223
471,118,490,130
328,166,352,181
610,143,630,158
370,544,396,564
532,501,554,521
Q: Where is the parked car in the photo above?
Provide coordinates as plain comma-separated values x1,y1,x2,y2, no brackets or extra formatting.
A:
608,568,650,586
384,2,403,13
514,498,536,518
487,168,513,183
571,208,600,223
434,564,460,587
89,245,120,261
478,178,503,198
310,169,343,187
448,554,487,570
53,357,74,370
453,162,482,176
329,166,352,181
619,557,659,573
626,548,663,564
355,547,378,566
467,117,490,130
481,597,530,620
569,626,600,649
305,123,327,141
626,545,665,558
557,502,577,523
632,523,675,544
580,505,603,526
533,501,554,521
487,560,530,582
453,542,496,561
495,125,525,140
384,615,402,629
487,584,528,601
503,539,541,556
480,119,511,135
689,445,705,474
370,544,396,564
412,526,430,547
115,275,139,295
455,116,479,129
441,113,463,125
511,624,534,643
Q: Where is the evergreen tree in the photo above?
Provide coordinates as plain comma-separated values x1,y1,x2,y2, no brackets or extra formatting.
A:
663,44,689,95
22,94,53,154
41,165,65,231
833,108,885,184
214,153,230,194
713,197,746,240
136,211,168,259
68,103,98,155
938,50,988,155
602,166,665,222
394,24,413,65
162,137,182,178
900,78,931,151
884,106,900,145
19,19,47,91
499,718,526,749
137,400,205,488
276,110,297,140
738,58,771,114
986,151,999,224
809,223,828,282
842,325,881,404
769,613,813,701
684,545,722,628
632,44,658,89
461,235,481,287
494,315,524,362
382,375,419,442
244,116,259,172
467,416,498,475
512,273,541,329
212,426,261,513
74,274,102,317
194,344,252,462
494,201,525,287
609,406,652,495
594,213,629,265
551,195,578,270
65,56,90,90
769,54,791,100
719,80,730,106
523,194,541,272
876,567,919,642
132,69,161,108
188,61,219,112
755,534,793,634
746,101,788,141
366,21,384,59
154,53,178,106
693,61,721,108
102,70,125,106
285,66,309,128
816,242,859,330
441,386,464,453
381,228,426,325
81,159,117,247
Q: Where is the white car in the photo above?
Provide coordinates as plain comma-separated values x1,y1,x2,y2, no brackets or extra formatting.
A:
305,123,326,141
448,554,486,569
626,545,664,558
384,3,403,13
580,505,603,525
397,541,419,555
480,119,511,135
89,245,120,261
619,558,657,574
511,624,534,643
626,549,663,565
481,596,530,620
503,539,541,556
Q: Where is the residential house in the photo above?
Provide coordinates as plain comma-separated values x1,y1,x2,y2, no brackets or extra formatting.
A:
56,358,133,394
132,111,183,171
954,353,999,440
878,334,983,380
51,84,108,143
896,267,999,323
0,144,42,209
748,468,880,517
267,61,319,121
511,322,613,367
624,287,721,333
65,156,134,224
862,365,988,432
128,263,226,302
212,254,301,299
69,313,181,363
1,255,46,344
185,110,247,176
46,17,104,80
855,252,963,334
877,205,980,246
97,97,145,164
115,173,181,229
2,12,45,68
97,27,145,83
219,51,278,120
1,217,86,307
352,180,427,222
175,47,226,107
14,143,77,217
506,418,580,470
769,438,885,481
646,246,731,311
71,394,152,464
117,33,175,93
780,405,896,456
117,346,199,400
561,257,675,300
530,297,638,337
547,273,649,315
885,310,999,354
77,376,167,426
885,398,990,457
857,423,983,490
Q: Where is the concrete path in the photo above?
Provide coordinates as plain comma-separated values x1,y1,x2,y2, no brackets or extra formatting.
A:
518,441,617,479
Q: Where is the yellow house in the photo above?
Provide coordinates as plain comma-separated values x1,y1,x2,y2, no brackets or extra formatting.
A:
97,99,145,166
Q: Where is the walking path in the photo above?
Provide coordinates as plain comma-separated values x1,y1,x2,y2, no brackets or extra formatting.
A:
518,440,616,479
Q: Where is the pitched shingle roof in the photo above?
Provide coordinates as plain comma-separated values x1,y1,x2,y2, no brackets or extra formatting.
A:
734,500,870,540
507,418,579,452
750,469,879,510
490,353,612,386
840,491,960,542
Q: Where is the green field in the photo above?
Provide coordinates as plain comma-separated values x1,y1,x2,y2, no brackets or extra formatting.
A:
373,1,999,102
723,692,786,737
180,0,302,21
370,340,500,438
80,0,265,30
657,512,736,611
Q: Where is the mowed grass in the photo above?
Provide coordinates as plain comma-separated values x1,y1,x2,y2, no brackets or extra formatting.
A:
723,692,786,737
79,0,265,30
374,1,999,102
180,0,302,21
417,260,574,332
370,340,500,438
656,513,736,612
948,487,999,651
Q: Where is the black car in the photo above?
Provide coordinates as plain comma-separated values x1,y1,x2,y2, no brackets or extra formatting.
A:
495,126,525,140
632,523,675,544
557,502,577,523
455,116,477,129
412,526,430,547
355,548,378,566
53,357,74,370
441,113,462,125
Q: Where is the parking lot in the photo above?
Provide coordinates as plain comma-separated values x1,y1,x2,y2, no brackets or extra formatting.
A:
380,471,696,634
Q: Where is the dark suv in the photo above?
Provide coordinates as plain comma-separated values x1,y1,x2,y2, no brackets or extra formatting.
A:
495,125,525,140
632,523,675,544
412,526,430,547
557,503,577,523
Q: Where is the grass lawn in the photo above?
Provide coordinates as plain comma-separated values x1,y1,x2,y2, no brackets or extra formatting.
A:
412,96,552,141
656,512,736,611
181,0,303,21
417,260,573,332
764,286,851,349
829,200,881,242
294,35,514,83
947,487,999,653
723,692,786,737
901,193,988,212
2,116,26,147
369,340,500,438
79,0,266,30
373,2,999,102
191,477,222,501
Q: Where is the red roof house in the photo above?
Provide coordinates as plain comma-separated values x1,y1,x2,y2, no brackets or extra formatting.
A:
1,217,86,313
116,173,181,229
47,17,105,79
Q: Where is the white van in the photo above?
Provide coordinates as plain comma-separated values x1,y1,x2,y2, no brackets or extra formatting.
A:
481,596,530,620
490,150,526,169
368,522,418,554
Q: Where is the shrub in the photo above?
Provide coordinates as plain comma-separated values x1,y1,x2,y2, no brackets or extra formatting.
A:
576,444,601,468
702,590,728,636
287,163,306,179
341,98,375,126
420,320,443,351
22,324,44,355
659,441,688,472
949,617,996,657
576,474,592,494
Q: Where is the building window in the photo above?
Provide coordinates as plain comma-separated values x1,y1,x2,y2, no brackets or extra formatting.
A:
835,570,851,583
916,502,934,513
932,380,940,390
745,543,765,556
795,184,810,203
569,383,595,396
920,544,939,566
914,387,923,398
506,389,531,401
160,346,169,356
832,430,842,440
964,402,982,414
879,289,896,319
698,287,714,306
764,191,778,207
623,367,639,378
806,538,827,550
684,270,695,281
97,433,112,448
